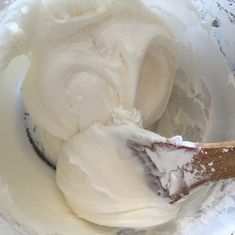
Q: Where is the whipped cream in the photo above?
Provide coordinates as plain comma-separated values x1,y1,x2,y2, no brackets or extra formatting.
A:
0,0,233,233
20,0,177,141
56,123,180,228
0,0,180,228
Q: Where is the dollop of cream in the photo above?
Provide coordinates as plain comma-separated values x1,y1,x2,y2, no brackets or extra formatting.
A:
56,123,179,228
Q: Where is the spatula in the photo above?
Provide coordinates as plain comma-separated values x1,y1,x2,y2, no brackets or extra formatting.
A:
129,138,235,203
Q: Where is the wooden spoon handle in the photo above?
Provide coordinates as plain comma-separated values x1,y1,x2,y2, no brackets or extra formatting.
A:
128,137,235,202
188,142,235,189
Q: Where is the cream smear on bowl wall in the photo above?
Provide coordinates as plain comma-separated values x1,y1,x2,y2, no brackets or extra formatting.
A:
0,0,235,235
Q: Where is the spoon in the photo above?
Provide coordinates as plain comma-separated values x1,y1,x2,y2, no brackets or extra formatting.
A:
26,119,235,203
129,138,235,203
